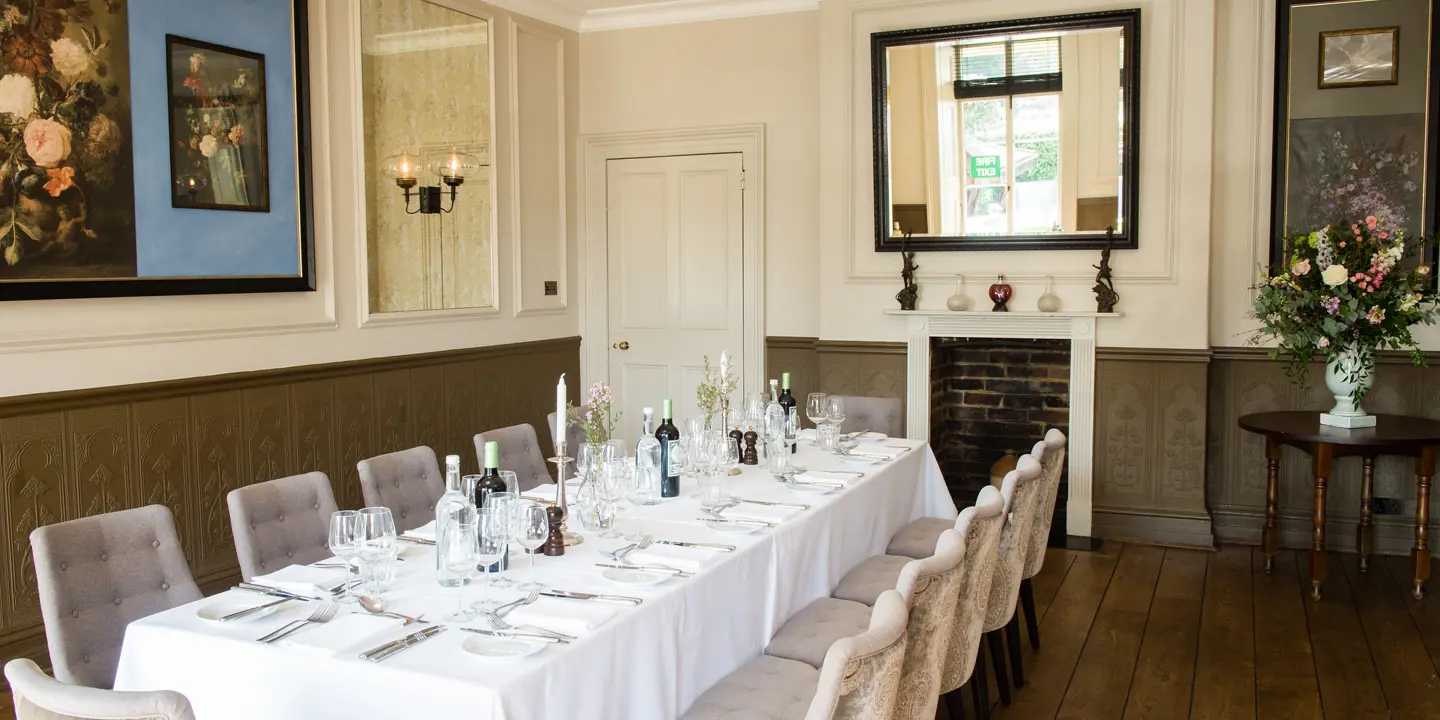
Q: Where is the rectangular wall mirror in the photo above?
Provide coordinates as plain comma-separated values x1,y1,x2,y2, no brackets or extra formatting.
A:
871,10,1141,252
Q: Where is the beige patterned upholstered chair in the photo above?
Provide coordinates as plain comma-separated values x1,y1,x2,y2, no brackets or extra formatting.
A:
940,485,1008,719
545,411,585,480
1019,429,1068,651
30,505,202,689
979,449,1046,706
227,471,339,580
474,424,552,492
831,396,903,438
683,589,910,720
356,446,444,534
5,658,196,720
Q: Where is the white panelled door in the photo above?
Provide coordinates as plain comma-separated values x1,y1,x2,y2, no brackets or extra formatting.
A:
605,153,745,447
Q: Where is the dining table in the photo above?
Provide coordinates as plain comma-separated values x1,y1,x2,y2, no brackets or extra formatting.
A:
113,436,955,720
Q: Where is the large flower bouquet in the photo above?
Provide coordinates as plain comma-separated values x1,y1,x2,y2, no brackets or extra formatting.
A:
1250,215,1440,396
0,1,124,267
566,381,621,445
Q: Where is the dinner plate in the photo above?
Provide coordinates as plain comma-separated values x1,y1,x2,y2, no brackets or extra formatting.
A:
702,518,764,535
461,634,547,659
195,599,283,623
602,567,672,586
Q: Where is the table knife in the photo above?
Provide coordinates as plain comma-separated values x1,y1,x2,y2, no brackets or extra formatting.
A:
654,540,736,552
220,597,291,622
397,535,436,546
595,562,693,578
235,583,321,602
541,589,643,605
460,627,569,644
697,516,774,528
734,498,810,510
360,625,445,662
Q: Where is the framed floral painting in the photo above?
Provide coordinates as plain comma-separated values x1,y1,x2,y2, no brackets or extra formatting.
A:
165,35,269,212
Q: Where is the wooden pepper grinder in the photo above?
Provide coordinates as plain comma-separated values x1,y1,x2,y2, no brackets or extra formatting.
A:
729,427,744,459
543,505,565,557
742,429,759,465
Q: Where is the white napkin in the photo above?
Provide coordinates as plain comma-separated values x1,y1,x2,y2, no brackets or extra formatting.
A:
402,520,437,542
795,470,860,485
505,597,616,636
628,544,718,572
281,613,404,655
251,565,338,597
717,503,800,524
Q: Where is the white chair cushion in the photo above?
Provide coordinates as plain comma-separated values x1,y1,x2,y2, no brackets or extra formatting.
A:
682,655,819,719
886,517,950,559
831,555,910,606
765,598,872,669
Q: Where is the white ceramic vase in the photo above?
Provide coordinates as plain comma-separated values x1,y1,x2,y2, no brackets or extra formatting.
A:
946,275,971,311
1320,346,1376,428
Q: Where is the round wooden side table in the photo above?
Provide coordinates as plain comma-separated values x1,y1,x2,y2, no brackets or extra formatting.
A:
1238,411,1440,600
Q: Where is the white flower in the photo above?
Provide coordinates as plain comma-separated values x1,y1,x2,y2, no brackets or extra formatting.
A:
1318,337,1330,348
199,135,219,158
0,74,36,119
24,118,71,168
1321,264,1349,287
50,38,94,79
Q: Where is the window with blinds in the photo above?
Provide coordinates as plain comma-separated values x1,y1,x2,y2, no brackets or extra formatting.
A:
952,38,1063,100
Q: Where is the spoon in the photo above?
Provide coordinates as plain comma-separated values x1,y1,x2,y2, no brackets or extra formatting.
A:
358,596,428,626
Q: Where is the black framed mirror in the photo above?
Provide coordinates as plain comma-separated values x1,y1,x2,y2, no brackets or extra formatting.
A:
871,9,1141,252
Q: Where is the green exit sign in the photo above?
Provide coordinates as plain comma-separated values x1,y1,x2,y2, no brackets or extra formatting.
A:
969,155,1001,179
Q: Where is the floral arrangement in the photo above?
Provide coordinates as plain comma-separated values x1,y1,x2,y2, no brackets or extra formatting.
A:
695,355,738,421
566,381,621,445
172,46,259,194
1249,215,1440,397
1291,127,1422,234
0,0,124,267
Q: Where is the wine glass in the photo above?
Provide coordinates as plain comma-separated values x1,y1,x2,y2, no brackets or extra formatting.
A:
357,507,397,598
576,443,603,485
718,429,740,487
498,470,519,495
746,392,767,428
604,439,626,463
438,516,479,622
693,431,725,507
327,510,361,604
806,393,828,430
623,462,656,540
825,396,848,431
517,503,549,591
595,460,627,539
472,507,507,611
483,491,518,589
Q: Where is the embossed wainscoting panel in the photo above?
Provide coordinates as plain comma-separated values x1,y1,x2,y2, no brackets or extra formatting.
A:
1094,350,1213,548
764,337,908,415
0,337,580,680
1209,348,1440,559
765,337,819,398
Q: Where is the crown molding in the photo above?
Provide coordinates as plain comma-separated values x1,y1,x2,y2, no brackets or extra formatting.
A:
364,23,490,55
580,0,819,32
484,0,587,31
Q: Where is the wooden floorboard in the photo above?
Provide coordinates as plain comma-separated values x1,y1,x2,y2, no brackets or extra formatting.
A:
1343,554,1440,720
1251,549,1323,720
1032,548,1078,626
1122,548,1208,720
1189,545,1256,720
1383,553,1440,678
1302,551,1389,719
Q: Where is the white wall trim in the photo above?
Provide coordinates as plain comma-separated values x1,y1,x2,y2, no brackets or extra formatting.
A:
481,0,586,32
578,124,768,397
581,0,819,32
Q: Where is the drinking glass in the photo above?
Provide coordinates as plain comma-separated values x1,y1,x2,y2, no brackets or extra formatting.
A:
357,507,398,598
595,460,627,539
327,510,361,604
825,396,847,429
745,393,767,431
461,474,483,502
498,470,519,495
694,432,727,508
472,507,507,611
577,443,604,484
604,439,626,463
622,463,655,540
767,438,792,477
438,517,479,622
817,422,841,453
806,393,828,429
483,491,518,588
719,428,740,477
517,502,549,591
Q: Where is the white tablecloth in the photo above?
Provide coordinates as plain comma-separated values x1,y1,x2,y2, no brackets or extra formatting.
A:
114,441,954,720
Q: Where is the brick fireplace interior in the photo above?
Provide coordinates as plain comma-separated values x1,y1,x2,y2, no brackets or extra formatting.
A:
930,337,1070,544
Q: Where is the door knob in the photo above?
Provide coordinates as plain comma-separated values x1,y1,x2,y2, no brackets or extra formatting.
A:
612,341,630,350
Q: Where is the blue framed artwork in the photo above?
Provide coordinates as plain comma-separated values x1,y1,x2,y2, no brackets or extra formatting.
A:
0,0,314,301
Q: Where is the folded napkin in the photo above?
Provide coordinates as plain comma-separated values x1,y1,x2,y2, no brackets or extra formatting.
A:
627,544,718,572
795,470,860,485
505,597,616,636
251,564,339,597
280,613,404,655
716,502,801,524
402,520,437,542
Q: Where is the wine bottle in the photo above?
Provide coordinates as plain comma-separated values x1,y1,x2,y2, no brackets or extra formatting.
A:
634,408,662,505
434,454,468,587
473,441,509,572
656,399,681,498
779,372,798,441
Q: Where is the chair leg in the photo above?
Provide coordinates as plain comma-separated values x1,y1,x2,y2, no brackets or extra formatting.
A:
1020,577,1040,650
1005,615,1026,689
986,630,1011,706
943,686,967,720
972,643,991,720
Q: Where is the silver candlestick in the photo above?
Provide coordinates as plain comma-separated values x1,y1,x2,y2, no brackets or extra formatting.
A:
548,439,583,546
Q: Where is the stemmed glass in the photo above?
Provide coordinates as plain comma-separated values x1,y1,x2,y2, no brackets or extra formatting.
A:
483,491,518,589
807,393,828,430
596,459,628,539
357,507,397,599
694,431,726,507
472,507,507,611
516,503,549,591
576,443,604,486
745,393,767,429
327,510,361,604
438,516,479,622
825,396,848,432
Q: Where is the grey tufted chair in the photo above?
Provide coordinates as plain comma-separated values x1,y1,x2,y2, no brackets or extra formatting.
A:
1019,428,1068,652
545,411,584,480
30,505,202,689
227,471,339,580
5,658,196,720
356,446,444,534
683,589,911,720
832,395,904,438
474,424,553,492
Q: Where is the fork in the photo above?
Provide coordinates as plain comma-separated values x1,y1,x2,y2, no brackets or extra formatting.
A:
487,610,576,641
489,590,540,620
257,602,338,644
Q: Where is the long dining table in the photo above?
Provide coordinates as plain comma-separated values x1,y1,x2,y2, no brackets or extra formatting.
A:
113,437,955,719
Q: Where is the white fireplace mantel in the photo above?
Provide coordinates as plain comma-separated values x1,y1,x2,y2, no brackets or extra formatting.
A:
885,309,1122,538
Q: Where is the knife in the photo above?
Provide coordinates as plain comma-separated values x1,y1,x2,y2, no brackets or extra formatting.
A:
460,627,570,644
542,589,644,605
360,625,446,662
697,516,774,528
397,535,436,546
220,597,291,622
733,498,810,510
236,583,321,601
595,562,693,578
654,540,736,552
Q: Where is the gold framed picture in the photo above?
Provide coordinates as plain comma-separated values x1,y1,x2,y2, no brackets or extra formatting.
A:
1319,27,1399,88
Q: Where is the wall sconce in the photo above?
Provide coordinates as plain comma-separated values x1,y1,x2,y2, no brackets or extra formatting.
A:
382,148,481,214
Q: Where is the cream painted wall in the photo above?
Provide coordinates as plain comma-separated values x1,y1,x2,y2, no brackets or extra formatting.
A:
0,0,580,398
578,12,820,338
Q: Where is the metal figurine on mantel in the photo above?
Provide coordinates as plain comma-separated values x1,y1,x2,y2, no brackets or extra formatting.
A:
895,232,919,311
1093,227,1120,313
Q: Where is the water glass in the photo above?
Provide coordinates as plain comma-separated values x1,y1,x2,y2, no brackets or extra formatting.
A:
498,470,519,495
461,474,483,501
472,507,507,611
483,491,518,588
438,518,479,622
767,438,792,477
357,507,398,597
745,393,767,430
817,422,841,453
595,460,628,539
806,393,828,429
517,502,549,591
825,396,847,428
327,510,361,604
694,432,727,508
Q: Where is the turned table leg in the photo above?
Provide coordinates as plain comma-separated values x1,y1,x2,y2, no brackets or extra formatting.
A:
1415,446,1434,600
1263,439,1282,574
1359,457,1375,573
1310,444,1333,601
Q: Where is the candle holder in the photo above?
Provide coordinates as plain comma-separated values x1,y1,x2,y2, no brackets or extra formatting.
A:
548,438,583,546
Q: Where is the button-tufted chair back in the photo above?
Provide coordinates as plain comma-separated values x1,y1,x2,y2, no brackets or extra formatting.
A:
890,528,968,720
1023,429,1068,580
982,449,1046,633
227,471,339,581
30,505,202,689
475,424,553,492
545,412,584,481
5,658,196,720
940,484,1007,694
832,395,904,438
807,589,910,720
356,446,444,534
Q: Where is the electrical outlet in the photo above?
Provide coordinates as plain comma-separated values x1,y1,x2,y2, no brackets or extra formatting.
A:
1373,497,1403,515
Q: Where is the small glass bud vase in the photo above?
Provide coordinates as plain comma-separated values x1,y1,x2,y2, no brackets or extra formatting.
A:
1037,276,1062,313
946,275,971,311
